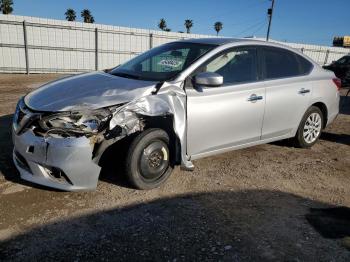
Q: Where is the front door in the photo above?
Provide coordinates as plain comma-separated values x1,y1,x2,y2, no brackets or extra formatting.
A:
186,46,265,158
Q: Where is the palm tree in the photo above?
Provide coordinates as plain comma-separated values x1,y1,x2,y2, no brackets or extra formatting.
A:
158,18,167,31
214,21,223,36
65,8,76,21
0,0,14,14
81,9,95,23
184,19,193,34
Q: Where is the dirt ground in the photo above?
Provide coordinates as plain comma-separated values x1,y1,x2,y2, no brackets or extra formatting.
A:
0,74,349,261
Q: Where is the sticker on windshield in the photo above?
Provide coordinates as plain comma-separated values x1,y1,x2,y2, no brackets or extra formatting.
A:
158,59,183,68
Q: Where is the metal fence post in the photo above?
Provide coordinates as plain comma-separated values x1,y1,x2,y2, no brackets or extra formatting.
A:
22,20,30,74
324,49,330,65
95,28,98,71
149,33,153,71
149,33,153,49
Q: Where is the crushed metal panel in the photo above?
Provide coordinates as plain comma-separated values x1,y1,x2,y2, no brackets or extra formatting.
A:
24,72,158,112
107,82,194,169
13,129,101,191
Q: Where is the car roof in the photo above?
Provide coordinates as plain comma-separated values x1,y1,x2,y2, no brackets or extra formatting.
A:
178,38,245,46
179,37,318,65
178,37,301,50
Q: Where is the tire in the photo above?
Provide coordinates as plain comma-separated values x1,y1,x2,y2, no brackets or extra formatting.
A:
125,128,173,189
294,106,324,148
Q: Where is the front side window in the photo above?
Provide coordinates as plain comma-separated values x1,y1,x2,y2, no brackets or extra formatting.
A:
193,47,258,85
110,42,216,81
263,47,301,79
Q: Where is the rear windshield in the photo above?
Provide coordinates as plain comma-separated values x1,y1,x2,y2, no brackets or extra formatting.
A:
110,42,216,81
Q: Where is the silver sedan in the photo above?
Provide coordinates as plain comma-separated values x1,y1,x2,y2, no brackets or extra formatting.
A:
12,38,340,191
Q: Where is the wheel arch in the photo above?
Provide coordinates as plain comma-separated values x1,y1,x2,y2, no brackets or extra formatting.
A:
98,115,181,168
142,115,181,166
311,102,328,128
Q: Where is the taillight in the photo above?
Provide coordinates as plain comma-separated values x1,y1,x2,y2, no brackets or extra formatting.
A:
332,78,341,90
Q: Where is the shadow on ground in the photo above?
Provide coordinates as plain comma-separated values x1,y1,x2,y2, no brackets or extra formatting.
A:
321,132,350,146
306,207,350,239
0,190,349,261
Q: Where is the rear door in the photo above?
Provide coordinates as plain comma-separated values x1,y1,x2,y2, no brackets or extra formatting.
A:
260,46,313,140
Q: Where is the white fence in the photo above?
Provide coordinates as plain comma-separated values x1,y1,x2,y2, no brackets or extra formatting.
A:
0,15,349,74
280,41,350,67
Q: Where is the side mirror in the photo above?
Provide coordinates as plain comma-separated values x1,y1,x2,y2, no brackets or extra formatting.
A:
194,72,223,87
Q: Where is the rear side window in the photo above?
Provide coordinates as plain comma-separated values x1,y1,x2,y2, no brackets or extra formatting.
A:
296,54,313,74
263,47,303,79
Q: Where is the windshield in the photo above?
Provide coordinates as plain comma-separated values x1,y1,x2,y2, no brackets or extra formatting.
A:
110,42,216,81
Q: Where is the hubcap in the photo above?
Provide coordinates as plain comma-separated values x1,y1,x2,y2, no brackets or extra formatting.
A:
139,140,169,180
303,112,322,144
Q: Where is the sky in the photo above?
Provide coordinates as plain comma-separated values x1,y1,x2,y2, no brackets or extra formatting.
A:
9,0,350,46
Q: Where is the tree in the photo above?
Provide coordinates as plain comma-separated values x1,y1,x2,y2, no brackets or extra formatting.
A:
214,21,223,36
0,0,14,14
158,18,167,31
65,8,76,21
164,28,171,32
81,9,95,23
184,19,193,34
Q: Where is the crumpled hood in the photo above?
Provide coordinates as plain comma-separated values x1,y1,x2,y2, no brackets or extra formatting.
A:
24,72,158,112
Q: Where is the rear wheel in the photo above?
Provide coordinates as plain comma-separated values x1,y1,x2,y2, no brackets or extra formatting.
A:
125,128,173,189
294,106,324,148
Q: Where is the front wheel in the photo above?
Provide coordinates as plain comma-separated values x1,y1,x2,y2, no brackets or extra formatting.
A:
125,128,173,189
294,106,324,148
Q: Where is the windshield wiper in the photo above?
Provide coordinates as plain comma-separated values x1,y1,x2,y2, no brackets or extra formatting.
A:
110,72,141,80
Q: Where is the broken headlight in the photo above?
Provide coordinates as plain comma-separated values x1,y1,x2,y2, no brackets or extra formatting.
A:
39,108,113,134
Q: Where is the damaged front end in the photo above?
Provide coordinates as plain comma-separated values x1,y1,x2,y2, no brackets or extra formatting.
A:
94,81,194,170
12,98,107,190
12,81,193,191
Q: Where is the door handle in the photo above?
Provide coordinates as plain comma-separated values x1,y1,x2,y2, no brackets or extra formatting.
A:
248,94,263,102
298,88,310,94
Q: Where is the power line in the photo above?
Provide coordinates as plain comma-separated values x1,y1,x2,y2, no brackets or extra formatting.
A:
236,19,267,37
224,16,266,29
251,19,268,35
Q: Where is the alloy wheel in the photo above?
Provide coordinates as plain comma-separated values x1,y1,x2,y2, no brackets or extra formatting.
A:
303,112,322,144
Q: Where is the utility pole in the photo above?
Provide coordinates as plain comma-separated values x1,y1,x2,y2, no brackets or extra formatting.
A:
266,0,275,41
